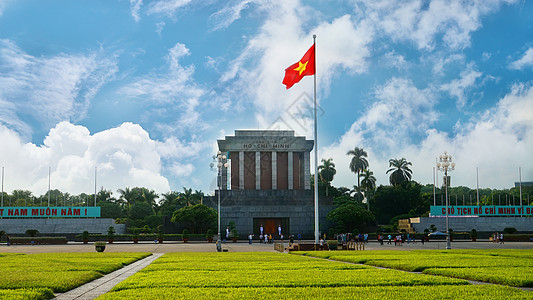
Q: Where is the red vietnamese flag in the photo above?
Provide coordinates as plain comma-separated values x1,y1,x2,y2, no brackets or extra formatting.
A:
282,44,315,89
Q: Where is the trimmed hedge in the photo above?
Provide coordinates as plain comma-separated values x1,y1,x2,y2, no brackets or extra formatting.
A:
10,237,68,245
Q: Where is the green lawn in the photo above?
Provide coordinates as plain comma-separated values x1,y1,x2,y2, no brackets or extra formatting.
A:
296,249,533,287
0,252,150,299
99,251,532,299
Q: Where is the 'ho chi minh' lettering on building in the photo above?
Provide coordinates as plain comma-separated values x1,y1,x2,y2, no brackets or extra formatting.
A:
217,130,314,191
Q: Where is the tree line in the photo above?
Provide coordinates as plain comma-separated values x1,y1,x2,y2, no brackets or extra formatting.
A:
317,147,532,235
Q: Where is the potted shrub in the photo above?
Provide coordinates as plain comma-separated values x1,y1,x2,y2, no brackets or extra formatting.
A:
94,241,106,252
230,229,239,242
107,226,115,244
470,229,478,242
182,229,190,243
25,229,39,245
132,229,139,244
206,229,214,243
81,231,90,244
157,225,164,243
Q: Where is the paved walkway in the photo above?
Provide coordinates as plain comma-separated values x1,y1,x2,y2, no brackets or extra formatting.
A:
54,253,163,300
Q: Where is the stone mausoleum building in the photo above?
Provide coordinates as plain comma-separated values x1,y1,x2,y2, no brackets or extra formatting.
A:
205,130,334,238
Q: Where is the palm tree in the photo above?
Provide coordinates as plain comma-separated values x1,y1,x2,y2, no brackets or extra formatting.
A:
347,147,369,190
117,187,135,209
179,187,194,206
386,158,413,186
318,158,336,196
360,169,376,210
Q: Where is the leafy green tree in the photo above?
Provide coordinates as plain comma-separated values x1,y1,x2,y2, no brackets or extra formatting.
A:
326,203,375,233
129,202,154,220
318,158,336,196
386,158,412,186
159,191,182,217
373,181,426,224
100,202,123,219
347,147,369,190
171,204,217,234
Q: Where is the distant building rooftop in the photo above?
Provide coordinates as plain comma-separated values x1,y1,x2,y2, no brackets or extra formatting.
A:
515,181,533,187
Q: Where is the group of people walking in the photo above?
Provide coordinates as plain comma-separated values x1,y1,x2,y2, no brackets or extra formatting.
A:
492,232,504,244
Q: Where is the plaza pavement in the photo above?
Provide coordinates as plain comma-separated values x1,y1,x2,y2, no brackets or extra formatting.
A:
1,239,532,254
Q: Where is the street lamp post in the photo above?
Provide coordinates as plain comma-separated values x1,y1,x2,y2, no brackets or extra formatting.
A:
437,151,455,250
211,151,228,252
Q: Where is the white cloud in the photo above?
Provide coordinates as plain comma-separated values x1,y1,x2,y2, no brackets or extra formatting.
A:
0,121,174,196
382,51,408,70
119,43,204,132
321,77,437,188
440,63,482,108
359,0,518,50
510,48,533,70
0,0,12,17
147,0,192,17
130,0,143,22
323,82,533,190
209,0,253,31
0,39,118,140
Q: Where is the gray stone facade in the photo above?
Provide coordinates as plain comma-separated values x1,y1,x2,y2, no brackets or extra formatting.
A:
0,218,125,235
210,130,328,239
204,190,334,239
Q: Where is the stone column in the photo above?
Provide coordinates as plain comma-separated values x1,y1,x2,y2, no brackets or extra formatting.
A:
255,151,261,190
304,151,311,190
221,162,228,190
239,151,244,190
288,151,293,190
272,151,277,190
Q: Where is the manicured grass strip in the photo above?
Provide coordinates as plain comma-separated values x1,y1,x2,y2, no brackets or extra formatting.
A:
0,288,54,300
109,252,466,293
424,267,533,287
98,285,532,300
145,252,367,271
0,271,102,293
113,268,466,289
0,252,150,293
296,249,533,287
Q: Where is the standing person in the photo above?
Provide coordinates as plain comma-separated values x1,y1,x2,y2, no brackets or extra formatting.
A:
248,234,253,244
269,234,273,244
297,233,302,243
225,227,230,242
260,225,264,236
259,234,263,243
264,234,268,244
6,235,10,246
364,233,368,244
319,238,324,250
388,234,392,244
289,234,294,246
500,232,504,244
278,225,282,237
421,234,425,245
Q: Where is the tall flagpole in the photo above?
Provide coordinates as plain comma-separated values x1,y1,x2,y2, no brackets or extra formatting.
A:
313,34,319,245
48,166,51,207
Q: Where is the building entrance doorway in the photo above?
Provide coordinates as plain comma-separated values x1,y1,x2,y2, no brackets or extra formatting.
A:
253,217,289,238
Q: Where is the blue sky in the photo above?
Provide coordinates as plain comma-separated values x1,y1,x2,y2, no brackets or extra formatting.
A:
0,0,532,197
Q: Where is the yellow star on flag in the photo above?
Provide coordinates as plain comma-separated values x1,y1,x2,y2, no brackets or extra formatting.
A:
294,60,308,75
